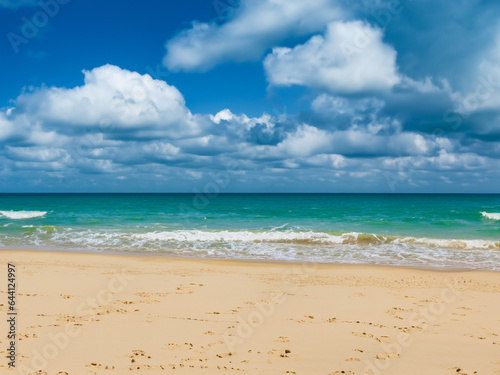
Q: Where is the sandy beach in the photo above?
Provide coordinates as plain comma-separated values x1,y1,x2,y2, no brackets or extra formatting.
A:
0,250,499,375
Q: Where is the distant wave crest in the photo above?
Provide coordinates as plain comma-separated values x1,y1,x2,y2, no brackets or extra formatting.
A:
481,212,500,220
0,210,47,219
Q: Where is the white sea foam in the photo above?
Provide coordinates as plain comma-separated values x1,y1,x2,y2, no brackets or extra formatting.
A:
398,236,500,250
481,212,500,220
1,227,499,270
133,230,348,244
0,210,47,219
132,230,500,250
0,211,47,220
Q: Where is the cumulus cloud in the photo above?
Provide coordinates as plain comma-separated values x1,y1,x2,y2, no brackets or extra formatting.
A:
271,124,333,158
264,21,401,94
163,0,343,71
13,64,200,138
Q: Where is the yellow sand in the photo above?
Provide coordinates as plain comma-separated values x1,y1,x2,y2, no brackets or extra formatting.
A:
0,250,499,375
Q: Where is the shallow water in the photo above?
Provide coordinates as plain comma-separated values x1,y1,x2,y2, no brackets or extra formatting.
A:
1,194,499,270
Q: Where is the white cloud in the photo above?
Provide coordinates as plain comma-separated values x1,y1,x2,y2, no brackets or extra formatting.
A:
329,129,431,156
163,0,343,71
142,142,181,162
264,21,401,94
431,150,487,170
143,142,180,157
79,159,123,174
278,124,333,158
6,146,69,162
14,65,200,137
0,113,14,141
311,94,385,116
210,108,265,130
399,76,451,94
295,153,346,169
210,109,235,124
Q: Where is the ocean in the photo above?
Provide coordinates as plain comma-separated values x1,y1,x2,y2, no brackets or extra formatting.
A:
0,194,499,270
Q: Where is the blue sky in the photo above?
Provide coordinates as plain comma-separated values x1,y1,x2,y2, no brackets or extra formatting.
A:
1,0,500,193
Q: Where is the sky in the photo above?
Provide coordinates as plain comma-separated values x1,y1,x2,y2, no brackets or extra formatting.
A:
0,0,500,193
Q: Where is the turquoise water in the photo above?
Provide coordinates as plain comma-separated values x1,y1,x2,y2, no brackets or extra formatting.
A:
1,194,499,269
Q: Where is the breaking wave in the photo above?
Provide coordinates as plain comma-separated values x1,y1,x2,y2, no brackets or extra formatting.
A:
481,212,500,221
132,230,500,250
0,210,47,219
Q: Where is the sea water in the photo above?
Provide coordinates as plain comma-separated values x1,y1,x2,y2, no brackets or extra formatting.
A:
0,194,499,270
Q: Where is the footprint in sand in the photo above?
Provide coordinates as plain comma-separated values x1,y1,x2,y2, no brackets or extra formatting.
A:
375,352,400,360
274,336,290,343
351,331,374,339
86,363,115,370
215,352,233,358
448,366,478,374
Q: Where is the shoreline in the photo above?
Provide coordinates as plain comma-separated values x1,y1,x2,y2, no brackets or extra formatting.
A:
1,249,499,374
1,247,497,273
